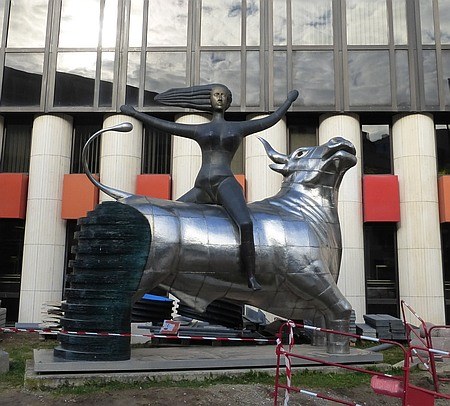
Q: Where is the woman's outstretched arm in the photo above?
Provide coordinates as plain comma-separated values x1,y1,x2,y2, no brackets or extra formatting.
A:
120,105,200,139
240,90,299,136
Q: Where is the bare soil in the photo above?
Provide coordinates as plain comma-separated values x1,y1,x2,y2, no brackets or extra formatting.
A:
1,379,450,406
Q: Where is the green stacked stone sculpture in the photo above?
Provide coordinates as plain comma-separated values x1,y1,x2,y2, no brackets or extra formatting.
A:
54,201,150,361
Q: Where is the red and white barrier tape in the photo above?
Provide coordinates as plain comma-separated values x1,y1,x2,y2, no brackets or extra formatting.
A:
0,327,275,343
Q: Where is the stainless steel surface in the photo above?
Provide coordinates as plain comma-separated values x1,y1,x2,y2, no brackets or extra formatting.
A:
120,137,357,345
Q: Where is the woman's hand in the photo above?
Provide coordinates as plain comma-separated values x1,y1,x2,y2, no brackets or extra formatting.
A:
120,104,137,116
288,90,299,102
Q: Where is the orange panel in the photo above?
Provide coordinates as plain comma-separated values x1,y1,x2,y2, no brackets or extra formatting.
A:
0,173,28,218
136,174,172,199
363,175,400,222
438,175,450,223
234,174,246,199
61,174,99,219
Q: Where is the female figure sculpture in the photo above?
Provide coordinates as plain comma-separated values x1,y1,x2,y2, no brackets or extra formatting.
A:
120,84,298,290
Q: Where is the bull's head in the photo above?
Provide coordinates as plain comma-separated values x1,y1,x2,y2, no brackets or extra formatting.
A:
259,137,357,188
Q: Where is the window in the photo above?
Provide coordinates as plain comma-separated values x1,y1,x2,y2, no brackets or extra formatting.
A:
346,0,388,45
441,51,450,107
7,0,48,47
289,125,317,152
442,224,450,324
348,51,391,107
53,0,118,108
436,124,450,174
54,52,97,107
70,118,102,174
292,0,333,46
364,223,399,317
0,219,25,322
420,0,450,109
127,0,189,107
148,0,188,46
362,124,392,174
0,0,48,108
201,0,242,46
396,50,411,108
1,53,44,107
141,126,171,174
197,0,261,108
292,51,334,107
0,119,32,173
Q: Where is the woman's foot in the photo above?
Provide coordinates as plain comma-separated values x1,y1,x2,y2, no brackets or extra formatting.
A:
248,275,261,291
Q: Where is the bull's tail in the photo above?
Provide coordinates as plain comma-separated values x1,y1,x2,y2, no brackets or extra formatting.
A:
82,122,134,200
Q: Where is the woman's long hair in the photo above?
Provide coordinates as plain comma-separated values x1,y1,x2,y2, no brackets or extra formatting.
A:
154,84,232,112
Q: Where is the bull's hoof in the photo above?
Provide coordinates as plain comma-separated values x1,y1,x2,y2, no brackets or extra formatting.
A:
248,276,262,291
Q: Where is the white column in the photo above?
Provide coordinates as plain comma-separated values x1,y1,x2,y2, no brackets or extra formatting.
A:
392,113,444,324
100,114,143,202
319,113,365,322
245,116,287,202
18,114,72,323
172,113,209,200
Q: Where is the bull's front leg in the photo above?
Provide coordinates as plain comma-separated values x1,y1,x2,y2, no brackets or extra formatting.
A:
287,260,352,354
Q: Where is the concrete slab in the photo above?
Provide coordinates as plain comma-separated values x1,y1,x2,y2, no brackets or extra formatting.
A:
25,344,386,389
33,344,383,374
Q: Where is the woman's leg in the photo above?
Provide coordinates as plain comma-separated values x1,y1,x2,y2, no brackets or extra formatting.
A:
177,187,211,203
217,177,261,290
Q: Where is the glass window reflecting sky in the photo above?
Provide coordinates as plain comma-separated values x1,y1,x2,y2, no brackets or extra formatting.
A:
439,0,450,44
292,0,333,46
246,0,260,46
145,52,187,94
102,0,118,48
201,0,241,46
7,0,48,47
147,0,188,46
129,0,144,47
273,0,287,45
392,0,408,45
2,53,44,106
423,50,439,105
0,0,445,111
293,51,334,106
348,51,391,106
346,0,388,45
59,0,100,47
420,0,435,44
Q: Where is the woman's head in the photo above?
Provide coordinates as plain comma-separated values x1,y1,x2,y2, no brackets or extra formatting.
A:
210,85,232,111
155,84,232,112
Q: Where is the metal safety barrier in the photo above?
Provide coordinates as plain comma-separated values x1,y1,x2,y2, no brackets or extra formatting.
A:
273,321,450,406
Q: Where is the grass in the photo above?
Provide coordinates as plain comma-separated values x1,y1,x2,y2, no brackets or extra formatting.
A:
0,333,55,389
0,332,408,397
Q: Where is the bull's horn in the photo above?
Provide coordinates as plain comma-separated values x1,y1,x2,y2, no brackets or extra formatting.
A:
257,136,288,164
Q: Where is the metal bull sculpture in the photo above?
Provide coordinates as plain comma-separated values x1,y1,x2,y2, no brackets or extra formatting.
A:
55,123,356,361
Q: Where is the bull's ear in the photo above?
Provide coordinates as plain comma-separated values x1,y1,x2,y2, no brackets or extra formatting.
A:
269,163,289,176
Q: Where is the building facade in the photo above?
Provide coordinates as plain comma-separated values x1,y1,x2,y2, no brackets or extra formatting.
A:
0,0,449,325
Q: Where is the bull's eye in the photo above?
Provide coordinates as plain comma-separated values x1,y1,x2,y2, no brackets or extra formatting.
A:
295,151,304,158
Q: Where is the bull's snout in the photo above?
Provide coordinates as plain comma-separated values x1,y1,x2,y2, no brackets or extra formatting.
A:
323,137,356,159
